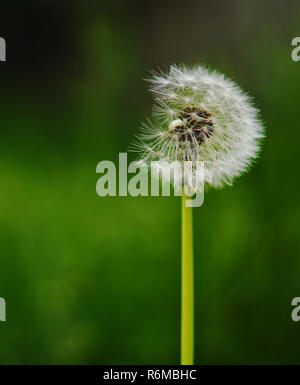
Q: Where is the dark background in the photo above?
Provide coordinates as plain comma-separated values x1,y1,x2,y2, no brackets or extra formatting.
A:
0,0,299,364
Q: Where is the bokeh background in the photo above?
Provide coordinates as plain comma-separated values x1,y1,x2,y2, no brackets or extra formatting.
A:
0,0,300,364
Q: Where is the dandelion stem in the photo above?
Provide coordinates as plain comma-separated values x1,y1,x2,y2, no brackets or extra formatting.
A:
181,190,194,365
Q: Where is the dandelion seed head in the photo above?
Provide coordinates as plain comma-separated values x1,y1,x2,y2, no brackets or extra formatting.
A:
133,65,264,191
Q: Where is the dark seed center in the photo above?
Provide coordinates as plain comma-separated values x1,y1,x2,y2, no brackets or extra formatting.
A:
170,107,214,145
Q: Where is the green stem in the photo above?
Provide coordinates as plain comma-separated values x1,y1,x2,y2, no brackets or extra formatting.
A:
181,191,194,365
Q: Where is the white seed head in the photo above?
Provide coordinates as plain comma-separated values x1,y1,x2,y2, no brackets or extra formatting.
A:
132,65,264,191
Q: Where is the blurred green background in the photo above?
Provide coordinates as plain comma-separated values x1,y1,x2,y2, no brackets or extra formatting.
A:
0,0,300,364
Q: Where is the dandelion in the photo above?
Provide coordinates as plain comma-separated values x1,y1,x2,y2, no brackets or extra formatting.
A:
132,65,264,364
